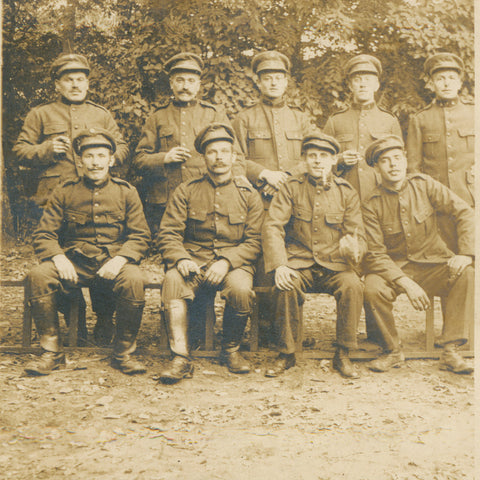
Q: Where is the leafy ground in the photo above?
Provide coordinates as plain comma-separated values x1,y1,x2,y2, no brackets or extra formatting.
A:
0,245,475,480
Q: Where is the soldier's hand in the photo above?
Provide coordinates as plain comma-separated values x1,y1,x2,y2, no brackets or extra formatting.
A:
262,184,278,197
275,265,298,291
259,169,289,190
164,147,191,164
447,255,472,279
339,228,362,264
204,259,230,287
396,276,431,311
52,254,78,284
341,150,361,166
97,256,128,280
51,135,71,154
177,259,201,278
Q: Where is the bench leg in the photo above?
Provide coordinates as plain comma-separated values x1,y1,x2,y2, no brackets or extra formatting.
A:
68,291,81,347
205,298,216,351
425,295,435,352
250,296,260,352
22,285,32,347
296,305,304,353
159,308,170,351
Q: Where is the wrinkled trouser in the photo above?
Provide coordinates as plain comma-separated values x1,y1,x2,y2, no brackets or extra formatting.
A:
364,263,473,352
162,267,254,356
273,266,363,354
26,257,146,353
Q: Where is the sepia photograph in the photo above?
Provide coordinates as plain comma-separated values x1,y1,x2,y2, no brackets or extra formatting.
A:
0,0,476,478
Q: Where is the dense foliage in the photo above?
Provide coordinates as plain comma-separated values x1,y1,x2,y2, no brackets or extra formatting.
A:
2,0,474,237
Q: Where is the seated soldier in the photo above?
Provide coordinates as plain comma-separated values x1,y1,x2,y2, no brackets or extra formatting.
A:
157,123,264,384
262,131,366,378
24,128,151,376
362,135,474,374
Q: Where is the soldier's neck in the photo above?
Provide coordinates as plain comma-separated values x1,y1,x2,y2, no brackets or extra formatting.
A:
436,96,459,107
352,99,375,110
262,96,286,107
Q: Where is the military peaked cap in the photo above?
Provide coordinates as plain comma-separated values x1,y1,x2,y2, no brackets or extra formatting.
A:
302,131,340,155
365,135,404,166
51,53,90,79
424,52,464,76
194,123,235,154
251,51,291,75
73,127,117,155
165,52,204,75
344,54,382,77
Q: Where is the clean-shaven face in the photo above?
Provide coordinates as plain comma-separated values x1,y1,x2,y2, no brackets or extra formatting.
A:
431,69,462,100
374,148,407,189
304,147,336,179
80,146,115,184
349,73,379,104
257,71,288,99
204,140,235,177
170,72,201,102
55,71,89,103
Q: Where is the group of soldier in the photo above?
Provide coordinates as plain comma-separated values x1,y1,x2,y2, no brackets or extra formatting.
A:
13,48,474,383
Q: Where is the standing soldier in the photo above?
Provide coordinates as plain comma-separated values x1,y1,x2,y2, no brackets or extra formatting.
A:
323,54,402,201
24,128,150,376
233,50,313,344
407,52,474,253
133,52,235,236
362,136,474,375
262,132,366,379
13,53,129,347
157,124,264,384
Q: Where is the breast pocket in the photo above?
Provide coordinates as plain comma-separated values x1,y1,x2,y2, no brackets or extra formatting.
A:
458,129,475,152
64,209,88,236
414,205,434,238
157,125,175,152
381,219,403,250
186,209,208,238
336,133,354,151
247,129,272,159
43,123,69,142
422,132,441,159
291,206,312,242
285,130,302,161
105,210,126,237
325,211,345,243
228,212,247,241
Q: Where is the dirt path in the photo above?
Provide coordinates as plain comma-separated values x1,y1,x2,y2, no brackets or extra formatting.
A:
0,246,475,479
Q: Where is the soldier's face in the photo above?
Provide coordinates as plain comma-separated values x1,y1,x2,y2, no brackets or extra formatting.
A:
304,148,336,179
349,73,379,103
80,146,115,184
55,71,89,102
374,148,407,188
257,72,288,99
431,69,462,100
170,72,201,102
204,141,235,177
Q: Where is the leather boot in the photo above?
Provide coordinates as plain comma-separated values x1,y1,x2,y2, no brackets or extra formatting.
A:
220,305,250,374
93,313,115,347
440,343,473,374
332,346,359,379
111,300,146,375
25,293,65,376
159,300,192,383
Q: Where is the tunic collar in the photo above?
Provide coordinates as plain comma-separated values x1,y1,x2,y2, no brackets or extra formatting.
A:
436,97,459,108
206,173,233,188
307,173,332,190
59,95,86,106
352,101,376,111
83,175,110,190
172,98,198,108
261,96,286,108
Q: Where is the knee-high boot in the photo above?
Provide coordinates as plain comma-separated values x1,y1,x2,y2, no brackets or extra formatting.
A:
220,304,250,374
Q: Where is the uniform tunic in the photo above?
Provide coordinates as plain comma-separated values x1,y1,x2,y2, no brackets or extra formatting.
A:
158,173,264,313
362,174,474,351
13,98,129,205
133,99,232,206
406,98,474,207
262,173,367,353
233,98,312,194
323,102,402,200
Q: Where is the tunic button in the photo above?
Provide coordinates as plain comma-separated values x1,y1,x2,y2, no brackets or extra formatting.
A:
314,215,318,219
216,192,220,195
407,233,411,237
314,228,318,232
314,240,318,244
214,204,219,208
315,202,319,206
74,126,79,129
317,190,321,194
404,220,408,224
182,166,186,169
94,192,99,195
448,169,453,173
94,203,99,207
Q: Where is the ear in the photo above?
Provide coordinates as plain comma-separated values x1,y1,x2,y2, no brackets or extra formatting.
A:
108,155,115,168
54,79,60,93
372,76,380,93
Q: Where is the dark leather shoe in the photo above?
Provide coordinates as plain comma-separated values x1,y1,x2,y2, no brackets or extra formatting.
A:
440,349,473,375
332,349,359,378
265,353,296,377
368,351,405,372
94,319,115,346
111,355,147,375
220,350,250,374
25,351,66,376
159,355,194,384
